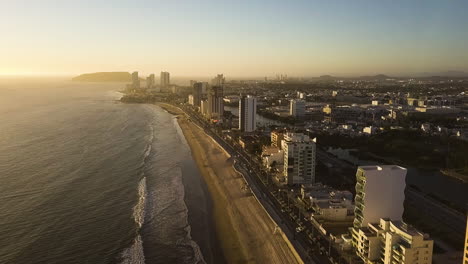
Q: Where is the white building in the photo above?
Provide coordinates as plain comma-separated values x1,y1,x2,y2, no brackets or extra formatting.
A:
353,165,407,229
363,126,378,135
282,133,316,185
290,99,306,117
239,95,257,132
353,218,433,264
188,94,193,105
200,99,208,116
160,71,170,88
262,146,284,169
303,184,354,222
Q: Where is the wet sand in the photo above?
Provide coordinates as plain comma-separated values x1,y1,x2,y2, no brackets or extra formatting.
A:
159,103,299,264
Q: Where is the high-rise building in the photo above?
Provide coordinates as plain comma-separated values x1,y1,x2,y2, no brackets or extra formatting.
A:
160,71,170,88
353,218,433,264
239,95,257,132
282,133,316,185
192,82,203,107
200,99,208,116
146,74,155,89
353,165,407,229
132,71,140,89
289,99,305,117
211,74,225,86
207,85,224,120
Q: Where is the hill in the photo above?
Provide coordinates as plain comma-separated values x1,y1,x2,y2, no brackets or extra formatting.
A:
72,72,132,82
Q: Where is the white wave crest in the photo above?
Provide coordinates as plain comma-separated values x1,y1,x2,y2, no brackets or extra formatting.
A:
120,235,145,264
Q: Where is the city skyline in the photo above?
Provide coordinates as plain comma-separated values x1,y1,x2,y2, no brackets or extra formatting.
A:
1,0,468,77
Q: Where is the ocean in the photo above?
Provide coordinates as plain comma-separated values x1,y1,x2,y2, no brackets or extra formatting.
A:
0,78,222,264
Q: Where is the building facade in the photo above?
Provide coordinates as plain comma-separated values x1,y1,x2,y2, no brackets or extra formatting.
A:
239,95,257,132
282,133,316,185
271,130,284,149
290,99,306,117
353,218,433,264
207,85,224,120
200,99,208,116
146,73,155,89
131,71,140,89
160,71,170,88
353,165,407,229
192,82,203,107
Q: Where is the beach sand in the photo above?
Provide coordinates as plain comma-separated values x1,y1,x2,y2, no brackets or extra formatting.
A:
159,103,299,264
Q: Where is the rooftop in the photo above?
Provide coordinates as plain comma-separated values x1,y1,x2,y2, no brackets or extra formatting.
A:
359,165,406,172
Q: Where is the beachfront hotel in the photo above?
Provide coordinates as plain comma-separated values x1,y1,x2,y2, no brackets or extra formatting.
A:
239,95,257,132
282,133,316,185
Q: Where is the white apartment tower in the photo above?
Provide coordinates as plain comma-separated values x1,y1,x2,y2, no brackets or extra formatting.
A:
160,71,170,88
239,95,257,132
353,165,407,229
290,99,305,117
282,133,316,185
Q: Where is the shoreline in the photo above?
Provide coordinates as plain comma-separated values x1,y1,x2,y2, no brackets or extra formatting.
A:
158,103,300,264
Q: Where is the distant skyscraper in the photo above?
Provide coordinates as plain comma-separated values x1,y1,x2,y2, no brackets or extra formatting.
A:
192,82,203,107
207,85,224,120
239,95,257,132
132,71,140,89
160,71,170,88
146,73,155,89
211,74,225,86
289,99,305,117
282,133,316,185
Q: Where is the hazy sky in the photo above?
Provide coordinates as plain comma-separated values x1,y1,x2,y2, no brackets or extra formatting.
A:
1,0,468,77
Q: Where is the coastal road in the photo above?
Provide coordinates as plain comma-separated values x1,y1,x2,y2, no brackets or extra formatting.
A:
177,112,302,264
180,106,334,264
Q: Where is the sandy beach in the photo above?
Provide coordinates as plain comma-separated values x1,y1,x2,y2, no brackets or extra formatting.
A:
159,103,300,264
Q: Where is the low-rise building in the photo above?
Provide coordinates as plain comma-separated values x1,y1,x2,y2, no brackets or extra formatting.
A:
271,130,284,149
261,146,284,169
353,218,433,264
